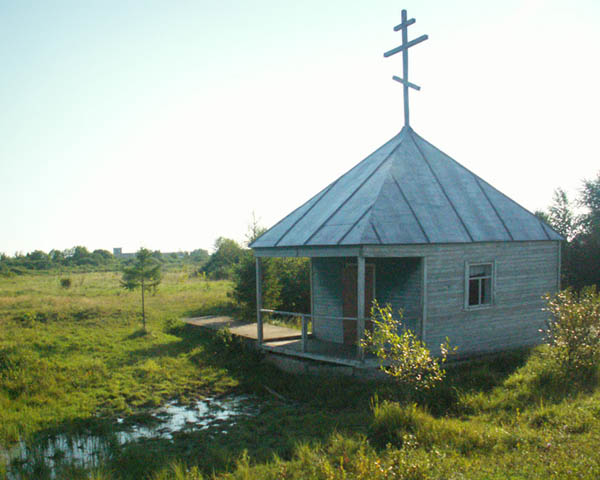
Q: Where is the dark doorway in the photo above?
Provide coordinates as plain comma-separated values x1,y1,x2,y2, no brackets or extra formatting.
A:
342,263,375,345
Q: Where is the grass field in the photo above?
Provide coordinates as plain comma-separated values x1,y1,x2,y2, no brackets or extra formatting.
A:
1,270,600,479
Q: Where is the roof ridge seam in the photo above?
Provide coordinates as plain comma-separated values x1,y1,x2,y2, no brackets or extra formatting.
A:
370,221,383,244
337,206,373,245
355,159,403,244
478,174,563,239
252,181,333,248
478,174,563,240
336,130,406,177
474,176,514,241
538,218,552,240
303,136,404,246
412,130,560,240
273,180,338,247
390,172,431,243
266,132,407,246
411,129,515,241
409,131,475,242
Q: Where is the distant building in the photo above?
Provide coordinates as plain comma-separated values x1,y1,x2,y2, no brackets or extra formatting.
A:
112,248,135,259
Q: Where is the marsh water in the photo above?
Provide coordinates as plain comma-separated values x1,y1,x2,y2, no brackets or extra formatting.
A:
1,393,258,478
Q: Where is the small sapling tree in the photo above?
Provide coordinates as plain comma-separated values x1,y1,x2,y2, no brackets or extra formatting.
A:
543,286,600,376
362,301,455,391
121,248,162,332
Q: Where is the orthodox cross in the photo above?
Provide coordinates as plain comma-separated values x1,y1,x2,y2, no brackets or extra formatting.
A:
384,9,428,128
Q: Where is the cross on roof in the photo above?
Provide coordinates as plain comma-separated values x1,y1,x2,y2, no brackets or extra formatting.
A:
384,9,428,128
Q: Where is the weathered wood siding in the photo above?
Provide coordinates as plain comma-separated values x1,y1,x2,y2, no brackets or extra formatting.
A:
311,241,559,355
312,257,344,343
385,241,558,355
373,257,422,334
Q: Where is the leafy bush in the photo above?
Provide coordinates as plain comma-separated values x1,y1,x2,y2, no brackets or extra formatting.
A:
0,263,14,277
202,238,244,280
362,301,455,391
163,316,185,333
543,287,600,376
276,258,310,314
230,252,309,322
230,251,281,321
60,277,72,288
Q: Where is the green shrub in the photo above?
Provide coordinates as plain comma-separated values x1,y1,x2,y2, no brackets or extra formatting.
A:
230,250,309,322
0,263,14,277
60,277,72,288
212,327,246,357
362,301,455,391
215,326,234,346
543,287,600,376
163,316,185,333
230,251,281,321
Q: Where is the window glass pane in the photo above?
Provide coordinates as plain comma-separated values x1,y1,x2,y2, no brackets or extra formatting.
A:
470,264,491,278
470,265,486,278
469,278,479,305
481,278,491,304
467,264,492,307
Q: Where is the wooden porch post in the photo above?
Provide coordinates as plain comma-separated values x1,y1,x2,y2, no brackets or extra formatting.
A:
301,315,308,352
357,254,365,361
557,240,562,291
421,256,428,342
256,257,263,345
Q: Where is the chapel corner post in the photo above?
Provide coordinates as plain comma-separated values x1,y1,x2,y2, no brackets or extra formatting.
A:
255,257,263,345
420,255,428,343
356,255,366,361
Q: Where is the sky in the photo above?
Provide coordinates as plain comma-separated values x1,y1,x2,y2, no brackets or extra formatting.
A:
1,0,599,256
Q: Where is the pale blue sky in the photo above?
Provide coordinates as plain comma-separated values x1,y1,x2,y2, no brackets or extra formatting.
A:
1,0,599,255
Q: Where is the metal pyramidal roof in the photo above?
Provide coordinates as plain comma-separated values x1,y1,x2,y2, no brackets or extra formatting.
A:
251,127,562,249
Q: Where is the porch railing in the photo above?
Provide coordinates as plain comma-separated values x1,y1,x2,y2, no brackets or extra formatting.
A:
259,309,367,360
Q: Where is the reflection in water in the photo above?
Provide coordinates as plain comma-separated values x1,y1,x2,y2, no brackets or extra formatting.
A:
1,394,257,478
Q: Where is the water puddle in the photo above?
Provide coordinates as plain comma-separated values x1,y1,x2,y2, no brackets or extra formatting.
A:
1,394,258,478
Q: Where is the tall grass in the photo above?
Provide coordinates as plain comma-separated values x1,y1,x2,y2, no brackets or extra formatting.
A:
0,272,234,446
3,272,600,479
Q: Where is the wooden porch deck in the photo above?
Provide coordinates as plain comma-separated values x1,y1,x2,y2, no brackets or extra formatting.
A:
183,316,300,341
183,316,379,369
262,337,379,368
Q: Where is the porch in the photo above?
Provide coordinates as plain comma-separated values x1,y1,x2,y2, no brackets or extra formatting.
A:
254,252,426,366
184,314,378,368
259,309,379,368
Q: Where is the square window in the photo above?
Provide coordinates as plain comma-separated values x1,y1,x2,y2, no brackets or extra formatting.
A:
467,263,493,307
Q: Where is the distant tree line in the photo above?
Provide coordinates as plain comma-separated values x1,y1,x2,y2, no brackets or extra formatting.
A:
0,246,210,276
200,226,310,320
536,171,600,289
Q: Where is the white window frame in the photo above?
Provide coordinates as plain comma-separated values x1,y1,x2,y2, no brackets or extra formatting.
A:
464,261,495,310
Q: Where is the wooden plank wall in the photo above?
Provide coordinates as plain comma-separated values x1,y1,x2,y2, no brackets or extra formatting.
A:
421,241,559,355
373,257,422,333
312,257,344,343
311,241,559,355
